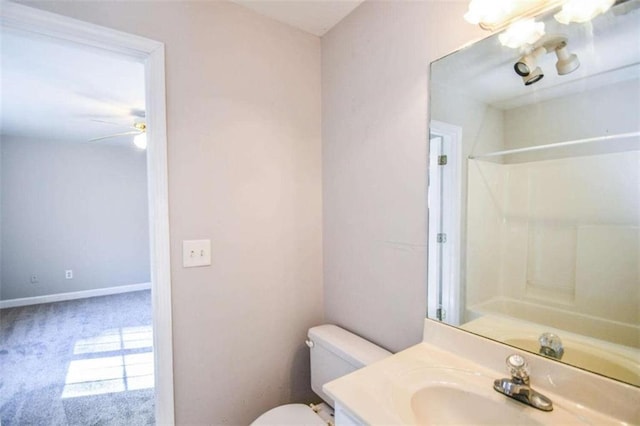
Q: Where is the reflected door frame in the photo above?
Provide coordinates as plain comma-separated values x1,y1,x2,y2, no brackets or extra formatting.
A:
428,120,463,325
0,3,175,423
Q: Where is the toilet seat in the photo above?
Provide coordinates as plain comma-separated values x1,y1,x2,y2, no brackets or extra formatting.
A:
251,404,328,426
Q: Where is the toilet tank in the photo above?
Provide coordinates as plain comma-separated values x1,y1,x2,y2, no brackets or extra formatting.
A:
307,325,391,407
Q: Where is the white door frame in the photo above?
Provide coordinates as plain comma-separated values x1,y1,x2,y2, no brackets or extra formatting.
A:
0,3,175,423
427,120,462,325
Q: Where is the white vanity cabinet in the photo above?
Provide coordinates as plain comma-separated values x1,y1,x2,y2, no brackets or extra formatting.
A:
333,402,364,426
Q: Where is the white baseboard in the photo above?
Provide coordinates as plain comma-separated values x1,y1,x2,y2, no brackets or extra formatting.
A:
0,282,152,309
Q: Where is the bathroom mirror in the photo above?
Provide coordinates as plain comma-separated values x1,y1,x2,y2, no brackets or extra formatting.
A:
427,0,639,387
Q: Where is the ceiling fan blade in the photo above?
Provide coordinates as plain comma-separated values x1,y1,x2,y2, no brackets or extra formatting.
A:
80,108,146,121
130,108,146,118
91,119,138,130
88,131,140,142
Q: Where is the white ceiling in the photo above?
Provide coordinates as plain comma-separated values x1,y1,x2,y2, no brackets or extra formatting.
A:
230,0,365,36
0,0,361,145
1,30,145,144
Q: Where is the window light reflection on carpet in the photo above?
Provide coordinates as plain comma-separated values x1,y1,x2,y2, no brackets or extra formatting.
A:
62,326,154,399
73,325,153,355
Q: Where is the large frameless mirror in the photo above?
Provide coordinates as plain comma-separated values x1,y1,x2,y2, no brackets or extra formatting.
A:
428,0,639,387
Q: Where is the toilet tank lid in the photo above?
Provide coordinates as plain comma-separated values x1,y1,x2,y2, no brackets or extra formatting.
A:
308,325,392,368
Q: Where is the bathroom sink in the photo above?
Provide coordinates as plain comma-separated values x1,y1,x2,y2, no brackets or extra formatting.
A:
324,322,639,426
390,368,534,424
411,385,544,425
390,367,593,425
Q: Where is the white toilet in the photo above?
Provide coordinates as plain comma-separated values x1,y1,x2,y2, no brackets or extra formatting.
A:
251,324,392,425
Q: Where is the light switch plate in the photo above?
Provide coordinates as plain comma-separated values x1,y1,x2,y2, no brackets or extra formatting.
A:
183,239,211,268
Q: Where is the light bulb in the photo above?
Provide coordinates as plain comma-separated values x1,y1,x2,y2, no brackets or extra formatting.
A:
499,19,545,48
465,0,517,26
554,0,615,24
134,133,147,150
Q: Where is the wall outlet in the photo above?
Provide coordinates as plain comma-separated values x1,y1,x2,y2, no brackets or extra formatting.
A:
65,270,73,279
30,275,39,284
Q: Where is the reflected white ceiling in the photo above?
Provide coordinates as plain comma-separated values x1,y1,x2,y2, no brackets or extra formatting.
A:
1,31,145,144
230,0,364,36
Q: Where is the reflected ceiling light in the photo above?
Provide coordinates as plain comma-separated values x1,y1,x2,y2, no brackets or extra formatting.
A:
522,66,545,85
554,0,615,24
513,35,579,86
134,132,147,150
499,19,546,48
514,46,547,77
554,43,580,74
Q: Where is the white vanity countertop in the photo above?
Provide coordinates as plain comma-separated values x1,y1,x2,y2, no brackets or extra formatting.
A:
323,320,640,425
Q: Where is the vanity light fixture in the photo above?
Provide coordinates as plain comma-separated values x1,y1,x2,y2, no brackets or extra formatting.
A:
555,0,615,24
464,0,563,31
465,0,617,31
498,18,546,48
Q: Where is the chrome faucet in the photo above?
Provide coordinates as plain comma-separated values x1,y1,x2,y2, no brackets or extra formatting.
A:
493,354,553,411
539,332,564,360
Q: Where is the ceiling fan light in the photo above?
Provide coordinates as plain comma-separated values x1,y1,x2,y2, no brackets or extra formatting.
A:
134,132,147,150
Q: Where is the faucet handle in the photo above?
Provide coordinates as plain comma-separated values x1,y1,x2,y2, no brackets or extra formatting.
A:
539,332,564,359
506,354,530,384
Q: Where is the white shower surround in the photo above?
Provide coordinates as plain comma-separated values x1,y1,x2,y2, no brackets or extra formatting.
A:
466,150,640,343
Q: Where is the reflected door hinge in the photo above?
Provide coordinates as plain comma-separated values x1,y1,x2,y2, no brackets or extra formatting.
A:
438,155,448,165
436,308,446,321
437,233,447,243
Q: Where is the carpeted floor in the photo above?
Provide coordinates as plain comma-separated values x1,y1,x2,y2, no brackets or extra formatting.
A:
0,290,155,425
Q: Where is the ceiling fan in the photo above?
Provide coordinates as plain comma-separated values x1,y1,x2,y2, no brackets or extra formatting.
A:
88,120,147,149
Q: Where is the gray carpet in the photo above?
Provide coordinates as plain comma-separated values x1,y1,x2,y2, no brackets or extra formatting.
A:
0,290,155,425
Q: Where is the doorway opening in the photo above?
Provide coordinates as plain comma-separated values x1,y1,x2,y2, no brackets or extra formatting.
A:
0,3,173,423
427,120,462,326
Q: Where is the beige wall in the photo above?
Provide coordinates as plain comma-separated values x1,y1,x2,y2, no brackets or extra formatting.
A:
20,1,323,424
321,0,484,352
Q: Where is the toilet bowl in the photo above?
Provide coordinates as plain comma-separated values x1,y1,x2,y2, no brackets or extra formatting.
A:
251,403,332,425
251,325,391,425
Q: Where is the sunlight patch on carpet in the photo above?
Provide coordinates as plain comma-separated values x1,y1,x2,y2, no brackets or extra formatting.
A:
62,326,154,399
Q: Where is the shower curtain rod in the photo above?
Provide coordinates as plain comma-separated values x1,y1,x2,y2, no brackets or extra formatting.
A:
468,131,640,160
